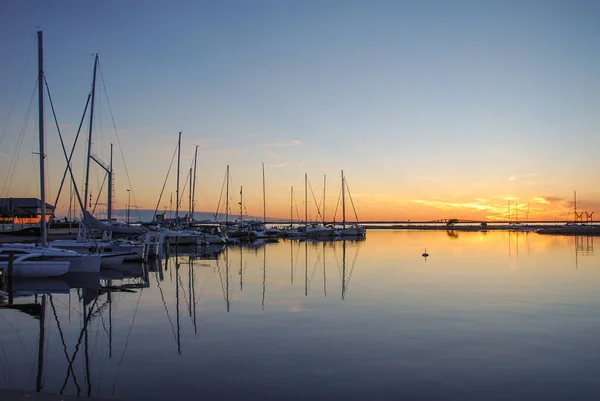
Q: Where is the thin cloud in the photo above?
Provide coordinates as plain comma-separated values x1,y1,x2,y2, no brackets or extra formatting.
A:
508,173,537,183
542,196,564,203
259,140,302,148
532,197,551,204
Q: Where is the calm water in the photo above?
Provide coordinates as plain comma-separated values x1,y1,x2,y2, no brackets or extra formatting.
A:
1,230,599,401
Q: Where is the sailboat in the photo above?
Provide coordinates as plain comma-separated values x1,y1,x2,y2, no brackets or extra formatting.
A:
47,54,147,263
303,174,336,238
506,200,536,232
149,132,200,248
0,253,69,277
1,31,101,275
334,170,366,237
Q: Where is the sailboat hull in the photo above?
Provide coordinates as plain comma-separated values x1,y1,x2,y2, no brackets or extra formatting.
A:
66,254,102,272
49,240,145,262
0,244,101,273
0,259,69,278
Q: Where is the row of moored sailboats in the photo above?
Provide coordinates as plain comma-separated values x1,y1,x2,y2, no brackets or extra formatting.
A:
1,32,364,279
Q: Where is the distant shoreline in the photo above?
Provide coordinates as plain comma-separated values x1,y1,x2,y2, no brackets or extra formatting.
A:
1,223,599,243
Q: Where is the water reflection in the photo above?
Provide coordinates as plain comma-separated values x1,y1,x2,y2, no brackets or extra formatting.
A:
0,267,148,398
575,235,594,269
1,231,599,400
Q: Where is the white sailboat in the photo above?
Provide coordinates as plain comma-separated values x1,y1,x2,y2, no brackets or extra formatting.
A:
3,31,102,274
334,170,366,237
0,253,70,278
304,174,335,238
47,54,146,264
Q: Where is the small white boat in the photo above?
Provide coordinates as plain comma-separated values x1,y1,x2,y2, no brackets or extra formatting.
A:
0,244,101,273
0,253,69,278
152,227,198,245
506,223,537,232
50,239,145,262
332,170,366,238
335,224,366,237
305,224,336,238
194,225,228,244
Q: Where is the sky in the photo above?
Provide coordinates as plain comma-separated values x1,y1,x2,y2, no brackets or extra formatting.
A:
1,0,599,222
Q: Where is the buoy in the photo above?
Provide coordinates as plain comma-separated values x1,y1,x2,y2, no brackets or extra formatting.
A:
422,249,429,258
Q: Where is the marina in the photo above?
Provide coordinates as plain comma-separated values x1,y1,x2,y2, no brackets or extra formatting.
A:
1,3,599,401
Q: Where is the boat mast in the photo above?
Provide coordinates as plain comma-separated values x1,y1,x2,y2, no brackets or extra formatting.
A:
262,162,266,224
239,186,243,222
188,167,192,224
574,190,577,223
304,173,308,228
37,31,48,246
225,165,229,225
83,54,98,215
290,186,293,227
342,170,346,229
322,175,326,225
191,145,198,222
107,143,113,223
175,131,181,225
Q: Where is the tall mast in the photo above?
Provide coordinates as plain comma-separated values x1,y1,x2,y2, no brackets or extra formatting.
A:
188,167,192,223
239,186,243,222
262,162,266,224
342,170,346,229
37,31,48,246
574,190,577,222
191,145,198,222
175,131,181,224
304,173,308,227
107,143,113,222
225,165,229,225
83,54,98,215
290,186,293,227
323,175,326,225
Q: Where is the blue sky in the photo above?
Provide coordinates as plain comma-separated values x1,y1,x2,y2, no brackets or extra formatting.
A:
1,1,599,221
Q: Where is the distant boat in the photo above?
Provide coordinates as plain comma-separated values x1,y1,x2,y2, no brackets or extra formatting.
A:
334,170,366,237
305,223,336,238
506,223,537,232
193,224,228,244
